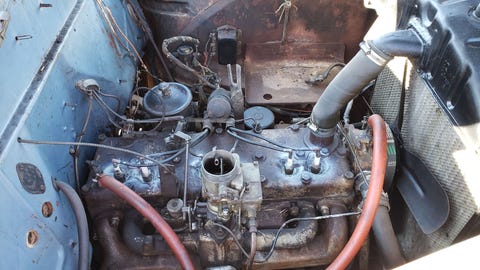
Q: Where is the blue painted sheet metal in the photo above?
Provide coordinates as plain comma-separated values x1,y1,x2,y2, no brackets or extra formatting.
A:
0,0,144,268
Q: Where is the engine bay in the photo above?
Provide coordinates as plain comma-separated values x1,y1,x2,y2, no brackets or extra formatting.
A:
2,0,480,269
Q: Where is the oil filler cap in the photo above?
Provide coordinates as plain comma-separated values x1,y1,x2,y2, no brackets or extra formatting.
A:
244,106,274,130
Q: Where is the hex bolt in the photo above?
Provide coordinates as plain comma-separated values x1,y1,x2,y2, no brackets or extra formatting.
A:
344,171,354,180
290,124,300,132
98,133,106,141
110,216,120,228
296,151,305,158
320,205,330,215
254,152,264,160
320,148,329,156
301,172,312,185
260,175,267,183
337,146,347,156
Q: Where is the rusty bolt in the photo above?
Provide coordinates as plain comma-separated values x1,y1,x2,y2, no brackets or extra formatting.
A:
301,172,312,185
98,133,106,141
143,235,154,253
320,205,330,215
110,216,120,228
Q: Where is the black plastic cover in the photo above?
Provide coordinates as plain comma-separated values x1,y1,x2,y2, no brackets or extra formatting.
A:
400,0,480,128
217,25,238,65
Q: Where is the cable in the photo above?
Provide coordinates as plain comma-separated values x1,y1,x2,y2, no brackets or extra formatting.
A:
124,0,174,81
17,138,169,169
228,127,320,152
210,222,251,258
53,180,89,270
161,36,217,89
327,114,387,270
116,129,210,167
336,123,369,186
226,129,290,153
97,91,122,113
247,231,257,269
73,95,93,191
254,211,361,263
306,62,345,84
94,0,161,81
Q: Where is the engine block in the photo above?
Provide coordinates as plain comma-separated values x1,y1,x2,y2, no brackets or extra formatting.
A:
83,125,357,269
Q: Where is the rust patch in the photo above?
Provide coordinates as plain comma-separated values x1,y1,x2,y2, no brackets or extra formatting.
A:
244,42,344,105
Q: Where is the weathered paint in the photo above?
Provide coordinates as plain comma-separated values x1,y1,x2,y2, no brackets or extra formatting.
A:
0,0,144,269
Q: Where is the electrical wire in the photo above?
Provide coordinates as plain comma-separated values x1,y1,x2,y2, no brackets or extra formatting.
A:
97,91,122,113
226,129,289,153
337,123,369,186
73,95,93,191
306,62,346,84
17,138,169,169
254,211,361,263
228,127,320,152
117,129,210,167
94,0,161,81
161,36,217,89
210,222,251,258
124,0,174,81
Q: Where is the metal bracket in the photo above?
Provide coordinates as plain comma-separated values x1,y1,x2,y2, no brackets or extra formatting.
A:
227,64,244,118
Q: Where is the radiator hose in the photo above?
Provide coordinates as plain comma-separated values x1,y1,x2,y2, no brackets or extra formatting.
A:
327,114,387,270
310,29,423,135
98,175,195,270
53,180,89,270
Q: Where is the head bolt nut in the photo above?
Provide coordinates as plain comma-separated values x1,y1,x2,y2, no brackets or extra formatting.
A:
301,172,312,185
344,171,354,180
254,152,264,160
290,124,300,132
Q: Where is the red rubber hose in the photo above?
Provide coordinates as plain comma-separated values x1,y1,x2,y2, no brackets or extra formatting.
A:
327,114,387,270
98,175,195,270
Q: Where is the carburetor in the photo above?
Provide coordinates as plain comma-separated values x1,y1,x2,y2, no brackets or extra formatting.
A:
201,149,262,221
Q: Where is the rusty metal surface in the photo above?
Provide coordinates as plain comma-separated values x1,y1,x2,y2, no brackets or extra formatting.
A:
140,0,374,61
95,216,199,270
84,126,355,269
244,42,344,105
252,205,349,269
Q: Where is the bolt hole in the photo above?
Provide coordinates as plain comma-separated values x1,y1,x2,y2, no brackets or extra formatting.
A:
263,94,272,100
42,201,53,218
26,230,39,248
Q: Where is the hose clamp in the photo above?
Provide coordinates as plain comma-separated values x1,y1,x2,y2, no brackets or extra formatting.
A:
360,41,390,66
